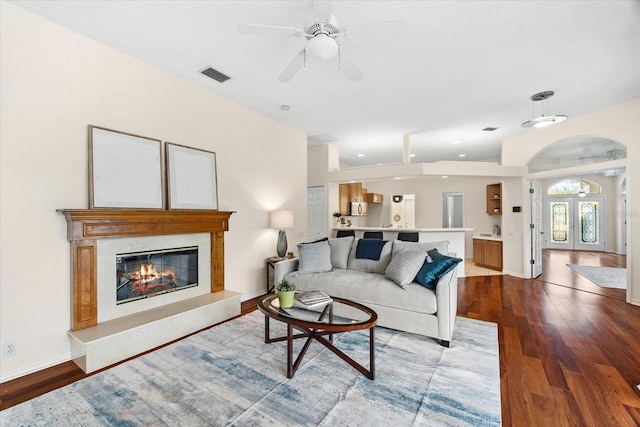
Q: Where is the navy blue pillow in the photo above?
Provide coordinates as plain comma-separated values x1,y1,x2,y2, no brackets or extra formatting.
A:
414,249,462,290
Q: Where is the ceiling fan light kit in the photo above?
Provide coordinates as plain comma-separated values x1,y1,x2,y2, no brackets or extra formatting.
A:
237,1,404,82
306,33,339,59
521,90,568,128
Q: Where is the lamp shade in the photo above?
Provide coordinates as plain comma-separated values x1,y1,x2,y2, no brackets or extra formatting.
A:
270,209,294,229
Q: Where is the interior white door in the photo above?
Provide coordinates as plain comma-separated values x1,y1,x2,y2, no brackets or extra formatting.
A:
307,185,326,241
531,181,543,278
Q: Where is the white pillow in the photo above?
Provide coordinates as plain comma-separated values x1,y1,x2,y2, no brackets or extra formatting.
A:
297,240,332,273
385,249,427,289
328,236,354,269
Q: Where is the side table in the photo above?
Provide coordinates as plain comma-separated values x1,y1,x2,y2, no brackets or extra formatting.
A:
265,256,299,293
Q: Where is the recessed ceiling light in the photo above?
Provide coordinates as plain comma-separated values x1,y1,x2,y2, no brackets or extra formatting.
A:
409,154,416,157
394,177,401,180
441,175,449,178
357,153,365,157
458,154,467,158
451,140,461,144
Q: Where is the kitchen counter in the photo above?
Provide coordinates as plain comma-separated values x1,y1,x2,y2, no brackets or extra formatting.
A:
473,233,502,241
332,227,472,277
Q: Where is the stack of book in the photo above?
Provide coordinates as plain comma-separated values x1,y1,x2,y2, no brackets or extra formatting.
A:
294,291,333,310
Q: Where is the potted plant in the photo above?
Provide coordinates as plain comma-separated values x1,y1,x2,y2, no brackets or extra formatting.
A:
276,279,296,308
332,211,342,225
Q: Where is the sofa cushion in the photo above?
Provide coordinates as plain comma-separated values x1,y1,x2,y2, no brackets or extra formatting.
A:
297,240,332,273
285,269,438,315
347,238,392,273
385,249,426,289
415,249,462,290
328,236,353,269
391,240,449,257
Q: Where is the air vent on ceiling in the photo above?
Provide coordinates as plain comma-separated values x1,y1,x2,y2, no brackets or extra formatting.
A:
201,67,231,83
482,127,499,132
308,134,338,145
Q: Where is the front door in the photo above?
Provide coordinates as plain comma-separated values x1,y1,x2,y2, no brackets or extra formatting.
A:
546,195,605,251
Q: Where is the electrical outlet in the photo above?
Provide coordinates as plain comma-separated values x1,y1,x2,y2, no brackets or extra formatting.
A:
3,341,17,357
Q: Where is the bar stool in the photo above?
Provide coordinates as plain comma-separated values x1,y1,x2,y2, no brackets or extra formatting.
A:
397,232,419,242
336,230,355,238
363,231,383,239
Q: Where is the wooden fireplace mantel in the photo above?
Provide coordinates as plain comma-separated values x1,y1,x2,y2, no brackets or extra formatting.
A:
58,209,234,331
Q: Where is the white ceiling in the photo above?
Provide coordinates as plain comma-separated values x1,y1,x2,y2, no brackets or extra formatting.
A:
11,0,640,167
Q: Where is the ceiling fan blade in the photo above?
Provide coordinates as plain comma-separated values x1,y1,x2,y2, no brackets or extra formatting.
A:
340,57,364,82
343,20,405,38
279,49,306,82
313,0,333,21
237,23,302,37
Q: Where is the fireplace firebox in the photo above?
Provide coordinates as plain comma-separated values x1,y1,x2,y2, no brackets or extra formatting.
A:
116,246,198,304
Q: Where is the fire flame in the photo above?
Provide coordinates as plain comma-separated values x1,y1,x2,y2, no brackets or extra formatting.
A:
131,263,175,285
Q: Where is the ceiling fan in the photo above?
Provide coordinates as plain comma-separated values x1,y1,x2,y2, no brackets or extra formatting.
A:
237,1,404,82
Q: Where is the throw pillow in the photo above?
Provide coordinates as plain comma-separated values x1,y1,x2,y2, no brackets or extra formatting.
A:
415,249,462,290
385,249,427,289
297,240,332,273
347,238,392,273
328,236,354,269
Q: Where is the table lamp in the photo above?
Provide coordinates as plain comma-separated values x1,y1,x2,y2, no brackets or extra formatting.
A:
270,209,294,258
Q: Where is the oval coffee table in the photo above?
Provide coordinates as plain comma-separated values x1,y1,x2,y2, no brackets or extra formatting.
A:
257,294,378,380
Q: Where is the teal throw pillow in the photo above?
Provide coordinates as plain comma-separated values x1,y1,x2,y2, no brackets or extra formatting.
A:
415,249,462,290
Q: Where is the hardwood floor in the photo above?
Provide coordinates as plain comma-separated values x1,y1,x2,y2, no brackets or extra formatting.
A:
2,250,639,426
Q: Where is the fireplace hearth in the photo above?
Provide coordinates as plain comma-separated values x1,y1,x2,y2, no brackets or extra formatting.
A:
116,246,198,304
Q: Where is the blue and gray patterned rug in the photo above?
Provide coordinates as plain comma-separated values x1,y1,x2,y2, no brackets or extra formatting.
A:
1,311,500,426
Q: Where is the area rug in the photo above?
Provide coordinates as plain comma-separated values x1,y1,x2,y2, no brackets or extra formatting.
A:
1,311,501,426
567,264,627,289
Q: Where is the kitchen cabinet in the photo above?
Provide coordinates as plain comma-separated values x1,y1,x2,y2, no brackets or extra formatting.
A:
364,193,383,204
339,182,363,216
473,238,503,271
486,183,502,215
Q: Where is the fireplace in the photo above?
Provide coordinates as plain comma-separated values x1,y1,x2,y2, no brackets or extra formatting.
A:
116,246,198,305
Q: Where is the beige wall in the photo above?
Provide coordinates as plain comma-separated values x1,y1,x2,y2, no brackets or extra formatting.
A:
0,3,307,381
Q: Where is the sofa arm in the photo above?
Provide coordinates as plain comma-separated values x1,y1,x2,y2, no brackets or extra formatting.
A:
435,267,459,345
273,258,299,289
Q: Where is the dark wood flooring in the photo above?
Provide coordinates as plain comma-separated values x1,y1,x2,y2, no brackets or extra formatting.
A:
2,250,639,426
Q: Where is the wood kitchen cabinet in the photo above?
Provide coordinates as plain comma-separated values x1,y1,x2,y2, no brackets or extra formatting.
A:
339,182,363,215
364,193,383,204
486,183,502,215
473,238,503,271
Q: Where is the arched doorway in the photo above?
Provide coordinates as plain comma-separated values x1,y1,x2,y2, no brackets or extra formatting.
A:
527,136,627,299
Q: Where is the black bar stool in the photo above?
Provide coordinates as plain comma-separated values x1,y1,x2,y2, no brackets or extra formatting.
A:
336,230,355,238
363,231,383,239
397,232,419,242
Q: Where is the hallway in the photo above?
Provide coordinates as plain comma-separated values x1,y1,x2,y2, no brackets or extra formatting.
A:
536,249,627,300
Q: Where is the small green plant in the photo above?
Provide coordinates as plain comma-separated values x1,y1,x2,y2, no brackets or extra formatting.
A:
332,211,342,219
276,279,296,292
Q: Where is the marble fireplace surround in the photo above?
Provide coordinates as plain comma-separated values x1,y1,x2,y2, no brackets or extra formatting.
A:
58,209,240,372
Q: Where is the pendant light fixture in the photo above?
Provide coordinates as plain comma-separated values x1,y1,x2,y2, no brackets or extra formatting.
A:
521,90,568,128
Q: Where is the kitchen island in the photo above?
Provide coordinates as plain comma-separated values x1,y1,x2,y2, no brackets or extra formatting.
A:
332,227,472,277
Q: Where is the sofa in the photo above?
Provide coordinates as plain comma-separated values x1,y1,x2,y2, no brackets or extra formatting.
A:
274,236,461,347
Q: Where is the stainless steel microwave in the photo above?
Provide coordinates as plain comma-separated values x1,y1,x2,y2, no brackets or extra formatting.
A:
350,201,367,216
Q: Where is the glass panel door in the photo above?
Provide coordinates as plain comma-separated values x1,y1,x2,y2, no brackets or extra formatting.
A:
546,196,605,251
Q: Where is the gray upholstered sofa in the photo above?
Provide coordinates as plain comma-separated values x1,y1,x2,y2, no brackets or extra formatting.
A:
273,237,459,346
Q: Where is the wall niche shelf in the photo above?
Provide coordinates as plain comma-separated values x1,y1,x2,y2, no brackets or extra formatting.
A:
486,183,502,216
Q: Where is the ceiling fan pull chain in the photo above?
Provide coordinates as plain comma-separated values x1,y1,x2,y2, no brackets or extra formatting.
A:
303,49,307,72
338,42,342,69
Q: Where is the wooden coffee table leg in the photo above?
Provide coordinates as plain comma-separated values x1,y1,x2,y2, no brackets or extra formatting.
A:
370,326,375,380
287,323,293,378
